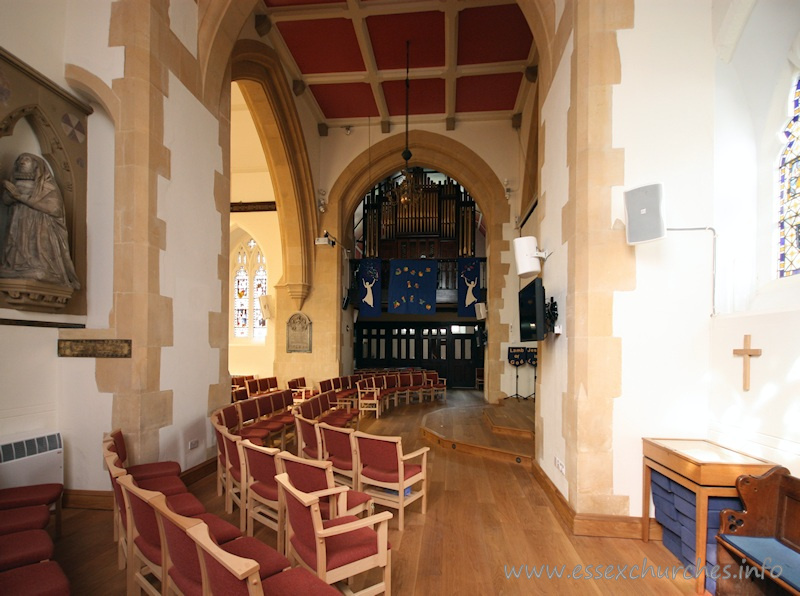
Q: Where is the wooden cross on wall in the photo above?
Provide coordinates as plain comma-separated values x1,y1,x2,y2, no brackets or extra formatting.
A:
732,334,762,392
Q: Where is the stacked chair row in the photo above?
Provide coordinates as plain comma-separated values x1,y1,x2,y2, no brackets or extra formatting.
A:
291,416,430,533
212,419,392,595
0,483,69,595
103,429,336,595
355,371,447,419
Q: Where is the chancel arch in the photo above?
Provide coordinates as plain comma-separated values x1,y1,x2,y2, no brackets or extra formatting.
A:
328,129,511,403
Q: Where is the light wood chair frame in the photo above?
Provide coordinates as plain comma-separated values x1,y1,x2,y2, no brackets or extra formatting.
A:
116,474,165,596
275,472,392,596
354,431,430,532
238,439,285,552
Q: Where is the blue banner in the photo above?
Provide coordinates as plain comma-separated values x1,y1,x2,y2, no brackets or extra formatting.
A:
388,259,437,315
357,259,382,317
458,258,480,317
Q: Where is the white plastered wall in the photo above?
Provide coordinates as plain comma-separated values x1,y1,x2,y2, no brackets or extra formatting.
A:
524,33,572,498
0,1,119,489
158,72,223,470
612,0,717,516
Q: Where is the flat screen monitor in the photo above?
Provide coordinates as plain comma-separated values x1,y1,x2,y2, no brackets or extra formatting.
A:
519,277,546,342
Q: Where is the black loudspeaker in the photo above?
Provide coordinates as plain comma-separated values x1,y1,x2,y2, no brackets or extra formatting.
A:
624,184,665,245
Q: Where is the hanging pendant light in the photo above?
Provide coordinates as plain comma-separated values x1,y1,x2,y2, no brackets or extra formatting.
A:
387,40,422,207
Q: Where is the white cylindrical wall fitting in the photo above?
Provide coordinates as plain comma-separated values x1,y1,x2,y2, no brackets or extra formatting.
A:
513,236,542,278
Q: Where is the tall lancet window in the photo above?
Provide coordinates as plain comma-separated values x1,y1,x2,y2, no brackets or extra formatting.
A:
233,238,269,339
779,78,800,277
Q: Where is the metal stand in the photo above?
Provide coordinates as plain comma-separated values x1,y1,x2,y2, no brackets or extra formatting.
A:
506,363,524,401
526,361,537,401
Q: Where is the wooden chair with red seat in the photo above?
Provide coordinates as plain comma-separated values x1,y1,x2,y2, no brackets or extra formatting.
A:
424,370,447,402
275,471,392,595
318,422,360,488
277,450,373,520
408,371,431,404
187,522,339,596
0,483,63,540
356,377,381,419
105,428,181,481
354,430,429,532
238,439,284,550
116,474,169,596
288,377,318,402
295,414,323,460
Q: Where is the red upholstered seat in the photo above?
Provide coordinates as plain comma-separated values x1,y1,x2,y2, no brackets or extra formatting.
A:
0,484,62,510
221,536,289,579
0,529,54,572
194,513,242,544
262,567,340,594
0,505,50,536
163,492,205,517
137,474,189,497
0,561,69,596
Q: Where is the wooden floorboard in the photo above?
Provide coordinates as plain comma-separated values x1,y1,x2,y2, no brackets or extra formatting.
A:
54,389,697,595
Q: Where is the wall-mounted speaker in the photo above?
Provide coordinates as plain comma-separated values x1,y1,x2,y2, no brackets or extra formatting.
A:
475,302,487,320
512,236,542,278
624,184,665,245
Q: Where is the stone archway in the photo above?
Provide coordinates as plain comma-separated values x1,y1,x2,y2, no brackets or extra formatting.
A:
230,40,316,312
328,130,511,403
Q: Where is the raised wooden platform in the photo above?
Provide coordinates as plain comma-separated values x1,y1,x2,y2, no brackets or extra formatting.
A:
420,390,534,466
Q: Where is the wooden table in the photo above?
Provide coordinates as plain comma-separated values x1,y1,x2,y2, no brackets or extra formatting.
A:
642,438,776,595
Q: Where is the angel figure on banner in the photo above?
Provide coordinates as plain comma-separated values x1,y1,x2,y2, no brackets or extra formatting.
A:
362,276,376,308
461,272,478,308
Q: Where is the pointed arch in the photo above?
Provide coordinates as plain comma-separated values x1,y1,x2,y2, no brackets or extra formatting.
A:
230,40,316,310
329,130,511,403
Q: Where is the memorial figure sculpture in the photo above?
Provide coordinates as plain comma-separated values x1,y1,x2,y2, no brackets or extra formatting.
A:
0,153,80,289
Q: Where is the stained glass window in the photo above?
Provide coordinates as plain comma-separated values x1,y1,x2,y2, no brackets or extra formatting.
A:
234,265,249,338
253,261,268,340
779,78,800,277
232,239,269,339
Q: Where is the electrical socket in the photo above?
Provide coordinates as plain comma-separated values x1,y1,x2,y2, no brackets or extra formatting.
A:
188,439,200,450
554,456,566,476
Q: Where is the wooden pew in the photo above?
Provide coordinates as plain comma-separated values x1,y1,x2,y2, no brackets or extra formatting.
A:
715,466,800,595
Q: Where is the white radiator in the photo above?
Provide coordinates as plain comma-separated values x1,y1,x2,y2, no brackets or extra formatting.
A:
0,432,64,489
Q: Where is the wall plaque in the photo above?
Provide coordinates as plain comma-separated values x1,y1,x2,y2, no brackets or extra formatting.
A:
58,339,132,358
286,312,311,353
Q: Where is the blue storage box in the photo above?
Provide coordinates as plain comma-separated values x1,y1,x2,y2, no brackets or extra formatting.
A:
651,470,672,491
662,527,683,562
670,480,696,505
674,493,696,518
654,493,677,520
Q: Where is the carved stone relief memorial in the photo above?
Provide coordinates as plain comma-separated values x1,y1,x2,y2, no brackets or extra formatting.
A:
0,48,91,313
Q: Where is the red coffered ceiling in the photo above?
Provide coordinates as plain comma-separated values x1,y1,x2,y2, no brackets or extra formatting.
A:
260,0,536,130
